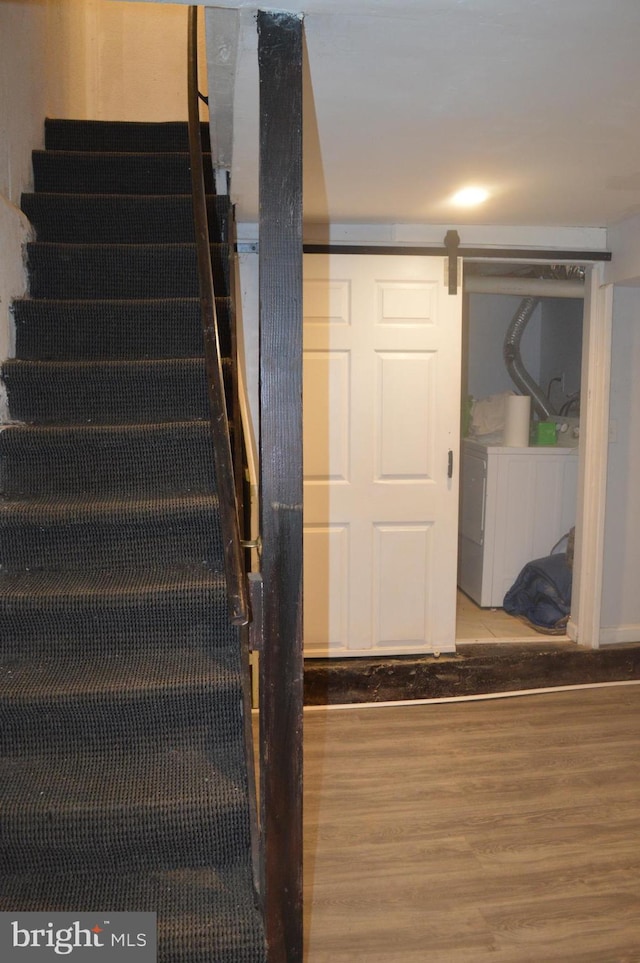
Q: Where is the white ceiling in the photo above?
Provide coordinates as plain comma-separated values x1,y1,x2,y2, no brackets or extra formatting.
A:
206,0,640,233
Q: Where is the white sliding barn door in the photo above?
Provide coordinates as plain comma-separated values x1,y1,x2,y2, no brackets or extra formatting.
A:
303,254,462,657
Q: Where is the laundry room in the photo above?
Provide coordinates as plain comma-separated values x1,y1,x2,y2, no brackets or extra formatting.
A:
457,268,584,640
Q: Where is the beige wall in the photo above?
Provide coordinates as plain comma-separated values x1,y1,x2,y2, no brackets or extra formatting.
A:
1,0,49,360
2,0,195,200
78,1,197,123
0,0,199,359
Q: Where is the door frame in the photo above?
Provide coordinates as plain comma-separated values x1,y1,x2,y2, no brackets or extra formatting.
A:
460,260,611,649
569,262,612,648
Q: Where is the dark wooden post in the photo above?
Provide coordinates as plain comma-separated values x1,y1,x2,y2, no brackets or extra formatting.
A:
257,10,304,963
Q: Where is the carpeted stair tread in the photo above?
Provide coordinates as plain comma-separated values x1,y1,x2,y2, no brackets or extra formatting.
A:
22,193,230,243
0,865,266,963
0,648,244,753
0,565,234,655
0,492,224,571
0,563,228,606
3,357,220,424
0,648,239,705
27,242,230,300
0,741,252,873
2,116,265,960
44,117,211,153
12,297,231,360
0,490,220,519
0,421,218,496
33,150,214,194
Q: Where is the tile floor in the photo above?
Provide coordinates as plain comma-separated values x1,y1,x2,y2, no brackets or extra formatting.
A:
456,588,569,644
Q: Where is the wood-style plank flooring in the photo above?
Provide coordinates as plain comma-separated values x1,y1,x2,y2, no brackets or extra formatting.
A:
303,686,640,961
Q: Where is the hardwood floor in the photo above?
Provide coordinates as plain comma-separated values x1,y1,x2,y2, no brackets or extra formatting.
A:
303,685,640,961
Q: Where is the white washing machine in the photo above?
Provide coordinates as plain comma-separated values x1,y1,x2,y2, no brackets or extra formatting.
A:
457,438,579,608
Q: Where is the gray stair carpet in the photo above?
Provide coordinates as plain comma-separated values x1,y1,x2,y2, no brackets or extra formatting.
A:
0,118,266,963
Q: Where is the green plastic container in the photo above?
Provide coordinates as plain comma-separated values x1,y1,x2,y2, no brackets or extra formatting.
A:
535,421,557,446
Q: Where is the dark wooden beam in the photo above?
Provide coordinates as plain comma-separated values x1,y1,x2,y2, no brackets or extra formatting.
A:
257,10,304,963
303,244,612,261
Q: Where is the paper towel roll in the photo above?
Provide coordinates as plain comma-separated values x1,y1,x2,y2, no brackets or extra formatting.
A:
503,394,531,447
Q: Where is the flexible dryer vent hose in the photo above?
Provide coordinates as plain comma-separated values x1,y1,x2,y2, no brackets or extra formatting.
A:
503,297,556,421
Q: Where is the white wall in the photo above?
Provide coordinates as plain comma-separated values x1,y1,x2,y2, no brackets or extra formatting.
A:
600,286,640,643
235,249,259,445
539,298,583,411
606,213,640,286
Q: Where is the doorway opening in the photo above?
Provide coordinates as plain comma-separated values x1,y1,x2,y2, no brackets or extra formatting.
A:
456,261,585,645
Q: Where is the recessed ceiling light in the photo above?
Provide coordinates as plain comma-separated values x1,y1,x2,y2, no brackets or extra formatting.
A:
451,186,490,207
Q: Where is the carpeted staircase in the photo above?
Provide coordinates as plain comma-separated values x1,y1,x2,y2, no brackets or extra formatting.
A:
0,119,266,962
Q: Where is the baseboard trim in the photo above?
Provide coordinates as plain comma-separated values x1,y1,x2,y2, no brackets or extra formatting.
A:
600,624,640,646
304,643,458,659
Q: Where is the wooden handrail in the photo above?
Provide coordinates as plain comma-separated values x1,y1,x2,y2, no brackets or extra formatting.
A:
187,6,249,627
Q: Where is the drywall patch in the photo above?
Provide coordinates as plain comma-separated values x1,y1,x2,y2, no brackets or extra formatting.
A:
0,193,33,361
0,377,10,424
